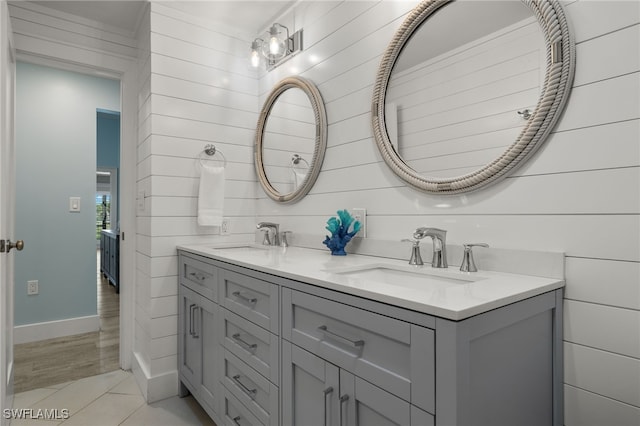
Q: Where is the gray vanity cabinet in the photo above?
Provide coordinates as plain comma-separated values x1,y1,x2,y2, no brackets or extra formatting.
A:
178,254,221,421
177,249,563,426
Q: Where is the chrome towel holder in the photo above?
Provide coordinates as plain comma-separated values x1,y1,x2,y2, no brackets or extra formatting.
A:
291,154,309,170
198,143,227,168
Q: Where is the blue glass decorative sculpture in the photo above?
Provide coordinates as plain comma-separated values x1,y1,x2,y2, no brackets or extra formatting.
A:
323,209,361,256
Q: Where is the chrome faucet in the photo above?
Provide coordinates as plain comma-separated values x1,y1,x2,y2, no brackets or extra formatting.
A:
414,227,448,268
256,222,280,246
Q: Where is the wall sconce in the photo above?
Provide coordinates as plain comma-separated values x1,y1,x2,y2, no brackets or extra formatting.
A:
250,23,303,70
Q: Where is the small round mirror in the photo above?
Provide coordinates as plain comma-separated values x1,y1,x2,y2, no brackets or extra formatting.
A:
255,76,327,203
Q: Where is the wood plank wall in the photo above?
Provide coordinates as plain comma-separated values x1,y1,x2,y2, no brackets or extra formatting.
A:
255,1,640,424
136,3,259,399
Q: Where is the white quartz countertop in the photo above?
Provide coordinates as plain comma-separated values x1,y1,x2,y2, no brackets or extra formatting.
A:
177,243,565,321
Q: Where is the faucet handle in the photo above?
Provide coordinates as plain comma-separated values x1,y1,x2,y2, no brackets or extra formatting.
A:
460,243,489,272
401,238,420,246
281,231,292,247
401,239,424,265
260,229,271,246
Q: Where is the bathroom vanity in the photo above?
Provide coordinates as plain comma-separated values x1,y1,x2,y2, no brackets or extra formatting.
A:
177,244,564,426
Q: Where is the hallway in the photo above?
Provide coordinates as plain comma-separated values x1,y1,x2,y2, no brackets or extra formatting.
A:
13,251,120,393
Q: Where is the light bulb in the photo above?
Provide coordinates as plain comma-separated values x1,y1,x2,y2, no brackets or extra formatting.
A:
250,50,260,67
269,36,282,55
250,39,262,68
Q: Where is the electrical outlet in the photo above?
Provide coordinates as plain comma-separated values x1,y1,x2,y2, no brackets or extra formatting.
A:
352,208,367,238
220,218,230,235
27,280,38,295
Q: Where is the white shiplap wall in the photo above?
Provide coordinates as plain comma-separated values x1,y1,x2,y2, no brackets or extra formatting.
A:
254,1,640,425
135,2,259,401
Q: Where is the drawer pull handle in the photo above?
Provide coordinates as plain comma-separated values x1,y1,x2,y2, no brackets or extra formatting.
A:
189,271,206,281
189,304,200,338
317,325,364,348
232,291,257,304
340,394,350,426
232,415,242,426
323,387,333,426
232,333,258,351
232,374,257,398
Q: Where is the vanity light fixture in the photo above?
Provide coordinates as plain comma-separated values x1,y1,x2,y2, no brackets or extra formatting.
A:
250,23,303,70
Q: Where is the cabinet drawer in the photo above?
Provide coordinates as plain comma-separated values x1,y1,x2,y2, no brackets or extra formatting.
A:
180,254,218,302
222,350,279,426
219,269,279,334
222,387,264,426
221,309,279,385
282,289,435,413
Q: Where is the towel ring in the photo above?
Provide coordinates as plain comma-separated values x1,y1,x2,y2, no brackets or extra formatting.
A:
291,154,309,170
198,144,227,168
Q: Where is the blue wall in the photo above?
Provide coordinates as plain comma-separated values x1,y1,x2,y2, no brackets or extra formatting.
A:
15,62,120,326
97,109,120,169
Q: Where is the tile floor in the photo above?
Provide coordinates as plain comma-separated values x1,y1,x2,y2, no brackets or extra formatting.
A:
10,370,216,426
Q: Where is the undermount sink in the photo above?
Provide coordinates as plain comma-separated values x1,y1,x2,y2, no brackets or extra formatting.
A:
326,263,487,289
210,243,271,250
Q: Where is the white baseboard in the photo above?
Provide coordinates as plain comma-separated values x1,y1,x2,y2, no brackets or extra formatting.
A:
132,351,178,403
14,315,100,344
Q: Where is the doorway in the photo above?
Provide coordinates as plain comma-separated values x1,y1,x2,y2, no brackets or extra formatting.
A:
12,62,122,392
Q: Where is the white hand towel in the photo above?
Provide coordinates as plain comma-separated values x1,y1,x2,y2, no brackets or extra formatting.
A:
198,164,225,227
292,168,307,189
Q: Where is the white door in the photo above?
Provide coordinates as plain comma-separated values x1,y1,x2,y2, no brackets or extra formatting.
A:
0,0,17,417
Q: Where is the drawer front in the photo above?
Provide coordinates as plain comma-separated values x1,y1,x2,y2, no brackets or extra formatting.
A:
220,269,279,334
222,387,265,426
222,350,279,426
282,288,434,410
180,254,218,302
221,309,279,385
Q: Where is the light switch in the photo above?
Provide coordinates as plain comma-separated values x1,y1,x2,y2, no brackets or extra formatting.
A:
69,197,81,212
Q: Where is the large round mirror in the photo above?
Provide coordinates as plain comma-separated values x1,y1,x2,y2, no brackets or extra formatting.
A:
372,0,575,194
255,76,327,203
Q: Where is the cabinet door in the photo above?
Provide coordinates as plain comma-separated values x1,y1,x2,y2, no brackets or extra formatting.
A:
179,285,202,392
102,234,109,274
340,370,423,426
282,341,339,426
199,295,219,415
109,235,116,279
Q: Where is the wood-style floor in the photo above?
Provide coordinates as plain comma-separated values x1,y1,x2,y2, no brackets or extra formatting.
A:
13,250,120,393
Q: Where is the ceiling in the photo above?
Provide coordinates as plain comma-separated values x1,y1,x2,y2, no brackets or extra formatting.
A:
32,0,297,35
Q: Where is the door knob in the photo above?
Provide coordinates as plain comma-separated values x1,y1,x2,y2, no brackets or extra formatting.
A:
0,239,24,253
